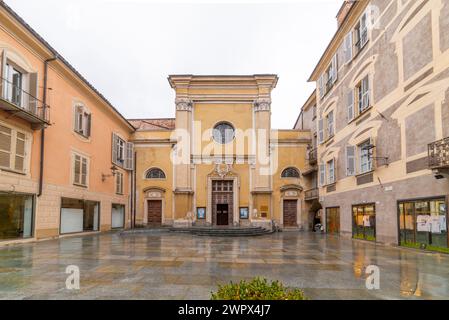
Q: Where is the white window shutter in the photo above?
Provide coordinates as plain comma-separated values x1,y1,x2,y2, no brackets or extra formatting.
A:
319,163,326,187
347,90,354,122
346,145,356,176
112,133,118,165
332,54,338,84
318,75,324,99
344,32,353,63
318,118,324,144
1,50,7,99
29,73,38,114
125,142,134,170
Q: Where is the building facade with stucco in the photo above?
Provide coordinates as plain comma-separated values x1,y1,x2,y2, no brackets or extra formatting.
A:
130,75,311,230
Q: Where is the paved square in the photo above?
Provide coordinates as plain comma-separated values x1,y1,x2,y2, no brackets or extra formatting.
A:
1,231,449,300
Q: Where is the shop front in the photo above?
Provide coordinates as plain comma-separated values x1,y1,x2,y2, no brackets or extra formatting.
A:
60,198,100,234
398,197,448,251
352,203,376,241
0,193,34,241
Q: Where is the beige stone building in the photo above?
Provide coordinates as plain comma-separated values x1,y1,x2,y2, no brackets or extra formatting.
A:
306,0,449,248
130,75,311,230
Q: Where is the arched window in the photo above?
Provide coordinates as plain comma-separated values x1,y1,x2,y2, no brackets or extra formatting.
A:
145,168,166,179
212,122,235,144
281,167,300,178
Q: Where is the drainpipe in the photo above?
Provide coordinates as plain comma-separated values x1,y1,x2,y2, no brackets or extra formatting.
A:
38,56,58,197
132,150,137,228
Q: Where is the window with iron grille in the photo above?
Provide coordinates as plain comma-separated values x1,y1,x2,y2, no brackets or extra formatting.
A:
145,168,166,179
281,167,300,178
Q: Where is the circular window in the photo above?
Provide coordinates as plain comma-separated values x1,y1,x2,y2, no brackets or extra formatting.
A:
212,122,235,144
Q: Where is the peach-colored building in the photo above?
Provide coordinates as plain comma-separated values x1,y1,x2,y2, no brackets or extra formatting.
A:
0,2,135,243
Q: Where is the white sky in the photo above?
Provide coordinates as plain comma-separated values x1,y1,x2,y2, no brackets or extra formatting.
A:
6,0,341,129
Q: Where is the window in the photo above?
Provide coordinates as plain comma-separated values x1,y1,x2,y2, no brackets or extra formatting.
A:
74,105,91,138
60,198,99,234
281,167,300,178
312,105,317,119
73,154,88,187
359,140,373,174
115,171,124,195
145,168,166,179
0,194,33,240
112,133,134,170
356,76,370,114
212,122,235,144
0,124,27,173
326,111,334,138
399,198,447,250
354,12,368,54
352,203,376,241
318,54,338,98
327,159,335,185
5,63,23,107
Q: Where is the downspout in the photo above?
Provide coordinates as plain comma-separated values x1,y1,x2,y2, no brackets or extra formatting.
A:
132,150,137,228
38,56,58,197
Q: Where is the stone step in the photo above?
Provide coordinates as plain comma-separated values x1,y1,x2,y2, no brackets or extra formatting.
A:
168,226,274,237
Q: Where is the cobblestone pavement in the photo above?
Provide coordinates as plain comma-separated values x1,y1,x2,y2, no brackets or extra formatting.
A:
1,231,449,300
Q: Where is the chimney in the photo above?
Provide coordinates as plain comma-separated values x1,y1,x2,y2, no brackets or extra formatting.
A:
336,1,355,28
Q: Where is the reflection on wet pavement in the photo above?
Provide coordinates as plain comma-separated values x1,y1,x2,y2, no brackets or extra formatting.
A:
0,231,448,300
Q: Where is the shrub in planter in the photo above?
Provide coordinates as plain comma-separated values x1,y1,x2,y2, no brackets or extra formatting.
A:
211,277,307,300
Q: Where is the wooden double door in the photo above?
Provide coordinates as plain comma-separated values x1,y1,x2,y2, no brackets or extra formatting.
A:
212,180,233,226
283,200,298,227
147,200,162,226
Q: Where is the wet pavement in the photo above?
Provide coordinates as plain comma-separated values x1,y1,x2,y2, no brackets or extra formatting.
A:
0,231,449,300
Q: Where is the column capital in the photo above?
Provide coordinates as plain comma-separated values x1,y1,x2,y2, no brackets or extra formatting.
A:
175,98,193,112
253,98,271,112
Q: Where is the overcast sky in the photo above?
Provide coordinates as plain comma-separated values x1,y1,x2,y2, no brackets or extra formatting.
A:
7,0,341,129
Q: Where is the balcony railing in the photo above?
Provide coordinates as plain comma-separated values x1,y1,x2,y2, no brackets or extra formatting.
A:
0,77,50,127
305,188,319,201
428,137,449,168
308,148,317,165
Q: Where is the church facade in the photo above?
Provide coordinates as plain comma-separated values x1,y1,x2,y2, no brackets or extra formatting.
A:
130,75,311,229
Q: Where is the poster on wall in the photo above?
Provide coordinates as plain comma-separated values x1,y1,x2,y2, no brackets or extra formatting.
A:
240,207,249,219
197,207,206,219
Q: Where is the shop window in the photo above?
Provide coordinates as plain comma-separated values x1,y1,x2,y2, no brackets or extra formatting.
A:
352,203,376,241
111,204,125,229
60,198,99,234
399,198,447,250
0,194,33,240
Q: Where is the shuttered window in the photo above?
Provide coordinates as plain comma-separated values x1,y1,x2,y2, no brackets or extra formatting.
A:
112,133,134,170
115,171,124,195
73,154,88,187
74,105,91,138
0,124,27,172
346,145,356,176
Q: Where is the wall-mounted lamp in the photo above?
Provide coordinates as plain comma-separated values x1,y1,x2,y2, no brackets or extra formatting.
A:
101,165,118,182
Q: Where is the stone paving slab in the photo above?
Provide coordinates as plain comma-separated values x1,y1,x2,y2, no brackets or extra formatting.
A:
1,231,449,299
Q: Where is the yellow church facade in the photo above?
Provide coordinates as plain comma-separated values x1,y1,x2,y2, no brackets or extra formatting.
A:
130,75,311,229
